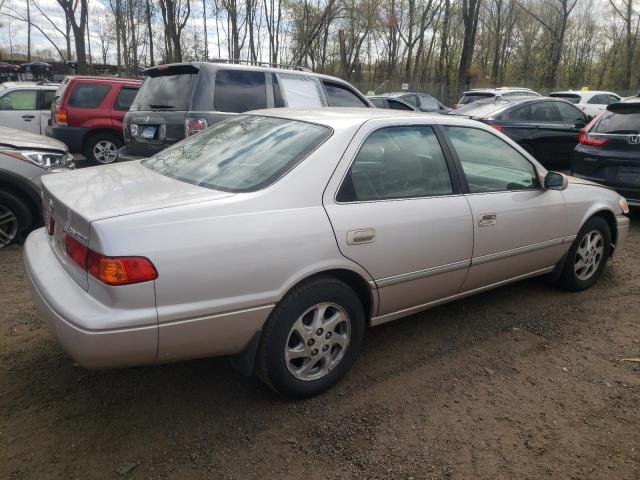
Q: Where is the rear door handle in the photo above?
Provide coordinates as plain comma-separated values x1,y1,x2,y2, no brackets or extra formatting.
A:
478,213,497,227
347,228,376,245
22,114,35,120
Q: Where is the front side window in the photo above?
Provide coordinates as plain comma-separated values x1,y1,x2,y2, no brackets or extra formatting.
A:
69,83,111,108
143,115,331,192
607,94,621,104
214,70,267,113
554,101,585,123
444,126,540,193
114,87,139,111
323,82,368,107
0,90,37,110
336,126,453,202
277,74,325,107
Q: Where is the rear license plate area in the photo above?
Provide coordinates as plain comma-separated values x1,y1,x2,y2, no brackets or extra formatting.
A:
617,166,640,184
140,126,157,139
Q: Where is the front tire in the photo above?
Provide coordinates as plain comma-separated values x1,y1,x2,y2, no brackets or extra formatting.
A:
83,133,122,164
558,216,611,291
0,191,32,248
256,277,365,398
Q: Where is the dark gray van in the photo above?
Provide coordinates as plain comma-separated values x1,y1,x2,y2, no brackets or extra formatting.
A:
119,61,373,160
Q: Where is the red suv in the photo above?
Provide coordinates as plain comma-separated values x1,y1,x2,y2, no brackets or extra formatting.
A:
46,76,142,164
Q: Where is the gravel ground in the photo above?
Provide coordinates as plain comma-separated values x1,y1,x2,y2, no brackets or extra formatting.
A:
1,212,639,480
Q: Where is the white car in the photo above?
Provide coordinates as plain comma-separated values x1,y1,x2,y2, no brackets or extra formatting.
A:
0,81,59,135
550,90,621,117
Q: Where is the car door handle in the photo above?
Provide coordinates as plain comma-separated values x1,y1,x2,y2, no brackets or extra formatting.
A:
478,213,497,227
22,114,35,119
347,228,376,245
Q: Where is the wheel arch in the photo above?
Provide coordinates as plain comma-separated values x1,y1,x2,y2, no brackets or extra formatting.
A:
82,128,124,149
590,209,617,253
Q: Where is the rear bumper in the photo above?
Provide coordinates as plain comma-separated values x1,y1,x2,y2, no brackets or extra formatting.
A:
46,125,90,153
24,229,158,368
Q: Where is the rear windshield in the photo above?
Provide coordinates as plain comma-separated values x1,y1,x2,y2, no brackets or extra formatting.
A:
132,73,197,111
143,115,331,192
450,98,510,117
594,103,640,134
459,93,494,104
550,93,580,103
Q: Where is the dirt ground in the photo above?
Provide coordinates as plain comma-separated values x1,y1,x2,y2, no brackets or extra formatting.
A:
1,213,639,480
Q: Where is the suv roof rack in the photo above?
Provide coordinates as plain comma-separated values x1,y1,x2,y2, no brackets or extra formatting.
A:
208,58,312,73
35,80,59,86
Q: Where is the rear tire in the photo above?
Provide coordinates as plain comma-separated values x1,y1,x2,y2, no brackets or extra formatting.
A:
558,216,611,291
0,191,32,248
83,133,122,164
256,277,365,398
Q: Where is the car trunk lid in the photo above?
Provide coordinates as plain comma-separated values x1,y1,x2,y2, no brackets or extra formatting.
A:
41,161,234,289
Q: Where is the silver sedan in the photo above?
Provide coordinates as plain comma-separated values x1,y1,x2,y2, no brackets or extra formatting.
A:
25,108,631,397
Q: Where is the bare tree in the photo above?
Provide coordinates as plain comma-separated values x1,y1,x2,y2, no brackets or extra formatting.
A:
57,0,89,73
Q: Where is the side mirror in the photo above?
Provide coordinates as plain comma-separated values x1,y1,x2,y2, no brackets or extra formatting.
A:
544,171,568,190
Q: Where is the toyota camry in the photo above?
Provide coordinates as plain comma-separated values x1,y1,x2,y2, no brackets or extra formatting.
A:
25,108,630,397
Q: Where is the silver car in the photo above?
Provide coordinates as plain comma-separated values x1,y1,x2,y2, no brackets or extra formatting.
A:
24,108,631,397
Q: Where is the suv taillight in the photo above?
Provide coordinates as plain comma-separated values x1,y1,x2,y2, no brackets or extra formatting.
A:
63,233,158,285
185,117,208,137
55,108,68,126
578,112,607,147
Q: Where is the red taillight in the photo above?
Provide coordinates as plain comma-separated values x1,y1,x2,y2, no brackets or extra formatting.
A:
55,108,68,126
42,204,55,235
185,117,208,137
578,112,607,147
63,232,157,285
489,123,503,132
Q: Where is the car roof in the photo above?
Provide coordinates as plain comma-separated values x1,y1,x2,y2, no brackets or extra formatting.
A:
65,75,142,85
0,81,58,89
248,107,447,129
143,62,359,87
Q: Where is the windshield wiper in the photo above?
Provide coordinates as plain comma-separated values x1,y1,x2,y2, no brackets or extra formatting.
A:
149,104,175,109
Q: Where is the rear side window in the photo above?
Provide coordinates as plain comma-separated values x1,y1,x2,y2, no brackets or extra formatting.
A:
388,99,413,110
69,83,111,108
133,73,197,110
214,70,267,112
445,126,540,193
0,90,37,110
277,74,324,107
143,115,331,192
337,126,453,202
323,82,368,107
114,87,139,111
419,94,440,111
369,98,387,108
41,90,56,110
529,102,562,123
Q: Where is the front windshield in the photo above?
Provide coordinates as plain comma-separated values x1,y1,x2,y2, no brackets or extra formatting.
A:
143,115,332,192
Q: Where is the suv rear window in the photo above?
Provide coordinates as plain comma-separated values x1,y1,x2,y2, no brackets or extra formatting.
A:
459,93,494,104
133,73,197,111
549,93,580,103
594,103,640,134
69,83,111,108
143,115,331,192
214,70,267,112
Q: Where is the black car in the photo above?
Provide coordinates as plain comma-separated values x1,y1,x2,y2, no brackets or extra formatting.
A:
368,96,417,110
371,92,451,113
573,96,640,206
119,61,373,161
450,97,590,166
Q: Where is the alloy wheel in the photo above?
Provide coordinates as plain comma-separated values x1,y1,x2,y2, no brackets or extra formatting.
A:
93,140,118,164
0,205,18,248
284,302,351,382
574,229,604,281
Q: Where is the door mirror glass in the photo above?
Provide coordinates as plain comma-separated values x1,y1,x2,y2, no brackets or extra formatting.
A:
544,171,567,190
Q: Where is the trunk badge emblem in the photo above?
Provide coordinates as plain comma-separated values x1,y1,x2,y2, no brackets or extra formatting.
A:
628,135,640,145
144,115,150,124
